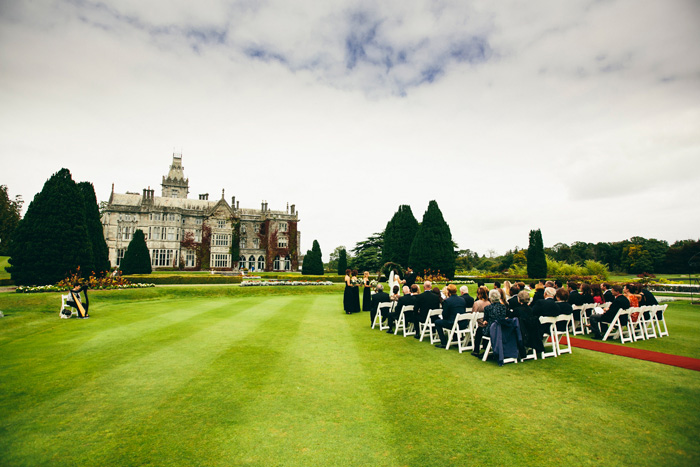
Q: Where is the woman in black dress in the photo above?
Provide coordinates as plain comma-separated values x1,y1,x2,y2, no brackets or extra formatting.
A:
350,270,361,313
343,269,353,314
362,271,372,311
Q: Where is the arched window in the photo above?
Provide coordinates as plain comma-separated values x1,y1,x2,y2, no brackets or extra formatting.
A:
248,255,256,270
239,255,246,269
284,256,291,271
258,256,265,271
273,255,280,270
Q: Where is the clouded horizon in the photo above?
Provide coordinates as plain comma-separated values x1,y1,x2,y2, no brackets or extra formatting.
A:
1,0,699,260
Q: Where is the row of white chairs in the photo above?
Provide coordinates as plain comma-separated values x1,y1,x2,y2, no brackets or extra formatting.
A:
372,302,574,363
601,304,669,343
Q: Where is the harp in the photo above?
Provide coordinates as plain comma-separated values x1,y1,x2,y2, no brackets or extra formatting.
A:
68,285,89,318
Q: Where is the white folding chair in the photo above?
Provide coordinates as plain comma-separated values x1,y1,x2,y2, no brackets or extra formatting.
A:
654,304,669,337
570,305,584,335
394,305,416,336
446,313,473,352
553,314,573,355
481,323,518,365
602,308,634,343
638,305,657,339
539,316,558,359
372,302,392,330
628,307,646,341
59,293,76,318
419,308,442,343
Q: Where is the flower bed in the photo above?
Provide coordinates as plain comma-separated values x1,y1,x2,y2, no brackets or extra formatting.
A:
240,280,334,287
16,283,155,293
648,284,700,293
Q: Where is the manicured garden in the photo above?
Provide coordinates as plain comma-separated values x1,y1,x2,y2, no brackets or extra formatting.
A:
1,286,699,466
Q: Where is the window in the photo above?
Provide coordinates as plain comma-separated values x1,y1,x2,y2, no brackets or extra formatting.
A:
239,255,246,269
116,248,126,266
214,234,229,246
278,237,288,248
117,226,122,240
217,219,226,229
258,256,265,271
284,256,290,271
167,228,175,241
273,255,280,270
254,224,260,233
151,249,174,267
213,254,230,268
154,213,162,221
169,214,176,221
161,227,167,240
196,218,203,225
279,222,287,232
241,225,246,234
185,250,195,268
195,229,202,242
253,238,259,249
240,236,246,249
248,255,256,270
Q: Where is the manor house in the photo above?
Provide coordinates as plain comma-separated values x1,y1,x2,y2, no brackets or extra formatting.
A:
102,153,300,271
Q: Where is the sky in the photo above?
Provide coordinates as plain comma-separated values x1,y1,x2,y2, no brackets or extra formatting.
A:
1,0,699,261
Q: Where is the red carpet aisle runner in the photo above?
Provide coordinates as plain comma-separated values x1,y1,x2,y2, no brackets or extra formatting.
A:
569,337,700,371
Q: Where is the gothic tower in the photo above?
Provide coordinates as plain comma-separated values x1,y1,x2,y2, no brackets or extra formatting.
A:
161,153,189,198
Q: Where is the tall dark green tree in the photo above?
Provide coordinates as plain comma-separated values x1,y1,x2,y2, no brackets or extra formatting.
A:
382,205,419,267
120,229,152,275
0,185,23,256
350,231,384,273
526,229,547,278
337,248,348,275
78,182,110,274
9,169,94,285
302,239,324,275
408,200,455,279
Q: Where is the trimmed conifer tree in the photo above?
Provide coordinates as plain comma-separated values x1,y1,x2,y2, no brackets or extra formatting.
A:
78,181,110,275
382,205,419,267
337,248,347,275
120,229,152,275
9,168,94,286
527,229,547,278
408,200,456,279
301,249,314,275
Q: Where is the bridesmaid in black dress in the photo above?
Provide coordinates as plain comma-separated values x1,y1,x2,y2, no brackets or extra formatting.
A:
350,270,361,313
362,271,372,311
343,269,353,314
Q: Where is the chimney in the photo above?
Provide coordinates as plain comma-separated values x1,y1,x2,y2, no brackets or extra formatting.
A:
290,204,295,215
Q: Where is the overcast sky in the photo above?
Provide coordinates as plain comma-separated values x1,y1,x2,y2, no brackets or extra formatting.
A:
1,0,699,260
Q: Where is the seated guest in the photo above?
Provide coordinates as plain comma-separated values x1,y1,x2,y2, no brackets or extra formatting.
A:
402,284,421,329
387,286,416,333
476,281,485,288
493,281,501,289
568,281,583,306
624,283,641,308
591,284,605,304
590,285,630,339
507,284,520,311
459,285,475,308
530,283,545,304
510,290,531,319
390,285,401,302
532,287,560,337
471,289,507,357
580,283,595,305
472,286,490,315
555,288,574,330
640,287,658,306
434,284,467,348
512,289,542,352
602,283,614,303
503,280,513,299
555,280,563,289
497,287,508,306
412,281,442,339
370,284,391,327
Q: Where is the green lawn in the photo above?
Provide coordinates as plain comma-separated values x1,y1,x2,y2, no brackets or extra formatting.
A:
1,286,699,466
0,256,9,279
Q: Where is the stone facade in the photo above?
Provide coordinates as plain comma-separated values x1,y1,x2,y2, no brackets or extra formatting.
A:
102,154,300,271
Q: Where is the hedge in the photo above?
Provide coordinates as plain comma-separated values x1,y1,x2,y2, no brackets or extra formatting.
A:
121,274,347,285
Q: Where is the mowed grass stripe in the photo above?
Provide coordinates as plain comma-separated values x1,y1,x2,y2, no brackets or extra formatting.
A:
0,296,292,465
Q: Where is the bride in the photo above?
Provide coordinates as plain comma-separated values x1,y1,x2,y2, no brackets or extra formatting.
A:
388,269,401,295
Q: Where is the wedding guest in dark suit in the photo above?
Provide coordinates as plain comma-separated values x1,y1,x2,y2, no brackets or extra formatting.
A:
507,284,521,311
387,286,416,333
412,281,441,339
568,281,583,306
434,285,467,348
370,284,391,327
532,287,560,337
602,283,614,303
590,285,630,339
459,285,475,308
555,288,574,331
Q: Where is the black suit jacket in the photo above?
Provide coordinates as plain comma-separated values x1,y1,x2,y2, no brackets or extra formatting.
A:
440,295,466,323
414,290,441,320
603,290,614,303
507,295,520,311
370,291,391,323
602,295,630,323
404,272,417,288
568,290,583,306
395,294,417,315
531,298,560,318
461,293,475,308
556,301,574,316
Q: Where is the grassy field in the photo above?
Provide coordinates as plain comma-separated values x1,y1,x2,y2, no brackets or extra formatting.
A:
1,286,699,466
0,256,9,280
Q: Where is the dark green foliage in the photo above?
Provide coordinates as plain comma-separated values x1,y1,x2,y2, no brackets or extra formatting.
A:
337,249,347,275
0,185,23,256
664,239,700,273
8,169,94,286
302,240,324,275
120,229,152,275
526,229,547,278
77,182,110,274
382,205,418,267
349,232,383,273
408,201,455,279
